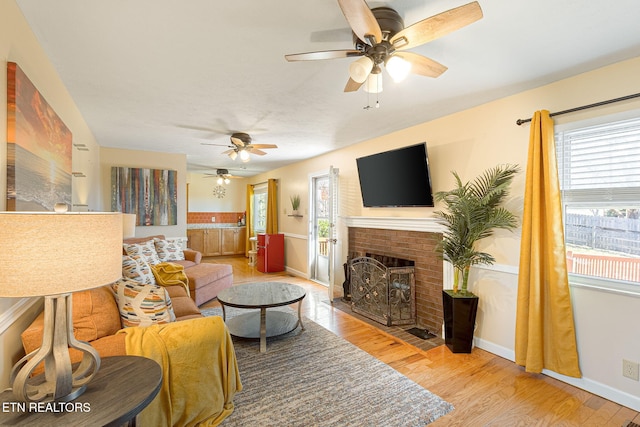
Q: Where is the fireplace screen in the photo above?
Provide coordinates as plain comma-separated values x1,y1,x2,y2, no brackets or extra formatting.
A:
349,256,415,326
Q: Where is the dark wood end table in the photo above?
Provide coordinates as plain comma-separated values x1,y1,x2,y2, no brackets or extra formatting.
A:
0,355,162,426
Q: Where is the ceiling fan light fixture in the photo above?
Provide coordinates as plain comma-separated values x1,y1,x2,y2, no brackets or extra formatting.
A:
224,178,230,184
217,177,224,185
386,55,412,83
239,149,250,162
364,72,383,93
348,56,374,83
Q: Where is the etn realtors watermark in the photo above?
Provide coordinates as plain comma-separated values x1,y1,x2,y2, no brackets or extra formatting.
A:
2,401,91,413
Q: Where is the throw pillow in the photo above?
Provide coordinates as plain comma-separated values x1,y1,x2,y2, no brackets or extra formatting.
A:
122,255,156,285
154,238,185,262
123,239,161,266
112,278,176,328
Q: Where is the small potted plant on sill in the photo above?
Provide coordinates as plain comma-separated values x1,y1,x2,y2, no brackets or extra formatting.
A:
434,164,519,353
290,195,301,216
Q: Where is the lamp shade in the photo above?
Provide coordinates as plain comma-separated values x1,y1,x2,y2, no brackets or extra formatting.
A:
122,213,137,238
349,56,374,83
386,55,412,82
364,72,383,93
0,212,122,297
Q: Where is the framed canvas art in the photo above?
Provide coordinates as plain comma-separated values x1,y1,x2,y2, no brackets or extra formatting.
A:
6,62,72,211
111,167,177,226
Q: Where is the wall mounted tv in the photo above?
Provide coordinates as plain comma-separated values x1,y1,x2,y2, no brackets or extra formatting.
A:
356,143,434,207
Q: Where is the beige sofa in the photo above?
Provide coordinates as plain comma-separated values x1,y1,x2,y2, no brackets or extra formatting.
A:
123,235,233,306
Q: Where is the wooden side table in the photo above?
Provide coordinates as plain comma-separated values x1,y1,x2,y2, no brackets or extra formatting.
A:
0,356,162,426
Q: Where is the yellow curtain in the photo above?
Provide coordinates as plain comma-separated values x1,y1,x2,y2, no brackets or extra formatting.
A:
515,110,581,378
245,184,254,257
266,178,278,234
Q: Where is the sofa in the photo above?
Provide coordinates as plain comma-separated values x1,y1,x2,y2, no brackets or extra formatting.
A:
21,278,242,425
123,235,233,306
21,283,202,370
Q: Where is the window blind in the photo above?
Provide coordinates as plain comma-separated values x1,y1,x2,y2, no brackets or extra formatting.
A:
556,117,640,204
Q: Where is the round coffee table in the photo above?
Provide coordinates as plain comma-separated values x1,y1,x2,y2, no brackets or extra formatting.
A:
217,282,306,352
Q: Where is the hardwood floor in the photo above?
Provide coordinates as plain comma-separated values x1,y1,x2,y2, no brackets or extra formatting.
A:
202,256,639,426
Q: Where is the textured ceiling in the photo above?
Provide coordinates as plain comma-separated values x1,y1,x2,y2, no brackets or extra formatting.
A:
15,0,640,176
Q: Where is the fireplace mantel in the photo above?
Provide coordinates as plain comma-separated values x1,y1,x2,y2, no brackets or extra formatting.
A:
344,216,445,233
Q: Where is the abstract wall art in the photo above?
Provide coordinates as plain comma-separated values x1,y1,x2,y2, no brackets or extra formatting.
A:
6,62,72,211
111,167,177,226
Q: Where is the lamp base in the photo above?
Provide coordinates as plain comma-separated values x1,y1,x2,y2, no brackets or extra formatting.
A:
10,294,100,402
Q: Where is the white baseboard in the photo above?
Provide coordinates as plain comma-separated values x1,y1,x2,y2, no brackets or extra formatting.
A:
285,266,308,279
475,338,640,412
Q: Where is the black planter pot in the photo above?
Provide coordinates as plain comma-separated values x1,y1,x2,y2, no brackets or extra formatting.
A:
442,289,479,353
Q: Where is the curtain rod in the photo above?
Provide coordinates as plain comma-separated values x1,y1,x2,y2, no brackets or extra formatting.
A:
516,92,640,126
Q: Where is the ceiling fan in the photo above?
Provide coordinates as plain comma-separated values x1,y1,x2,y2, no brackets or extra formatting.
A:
202,132,278,162
203,168,241,184
285,0,483,93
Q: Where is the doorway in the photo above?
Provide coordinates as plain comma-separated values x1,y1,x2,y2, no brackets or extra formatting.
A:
308,167,339,300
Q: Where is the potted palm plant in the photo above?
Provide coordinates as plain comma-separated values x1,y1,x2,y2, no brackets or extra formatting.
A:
434,164,519,353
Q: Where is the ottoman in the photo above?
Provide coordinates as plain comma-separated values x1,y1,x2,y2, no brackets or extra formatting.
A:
185,263,234,306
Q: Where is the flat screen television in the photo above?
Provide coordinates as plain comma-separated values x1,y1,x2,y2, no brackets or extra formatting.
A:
356,143,434,207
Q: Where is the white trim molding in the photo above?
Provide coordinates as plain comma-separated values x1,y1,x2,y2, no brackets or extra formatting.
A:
344,216,445,233
282,232,307,241
0,297,41,335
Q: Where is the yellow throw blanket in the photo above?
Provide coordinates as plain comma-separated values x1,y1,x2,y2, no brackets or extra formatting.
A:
152,262,190,296
118,317,242,426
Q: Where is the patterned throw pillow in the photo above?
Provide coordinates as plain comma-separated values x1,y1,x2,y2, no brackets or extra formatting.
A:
154,238,185,262
122,255,156,285
112,278,176,328
123,240,161,266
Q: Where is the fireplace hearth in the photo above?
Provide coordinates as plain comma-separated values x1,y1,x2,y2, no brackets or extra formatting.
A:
349,255,415,326
347,219,445,334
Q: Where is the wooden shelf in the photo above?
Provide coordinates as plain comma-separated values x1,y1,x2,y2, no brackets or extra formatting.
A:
288,214,303,218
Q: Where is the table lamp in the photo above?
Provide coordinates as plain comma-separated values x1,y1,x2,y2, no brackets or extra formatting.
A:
122,213,137,238
0,212,122,402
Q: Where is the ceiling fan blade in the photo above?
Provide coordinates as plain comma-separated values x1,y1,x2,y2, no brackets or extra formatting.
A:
393,52,448,78
230,136,246,147
390,1,483,50
248,149,268,156
344,77,365,92
285,50,362,61
201,142,231,147
338,0,382,44
250,144,278,149
221,149,236,155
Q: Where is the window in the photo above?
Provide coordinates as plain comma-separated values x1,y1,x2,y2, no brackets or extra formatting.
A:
253,183,267,233
556,116,640,292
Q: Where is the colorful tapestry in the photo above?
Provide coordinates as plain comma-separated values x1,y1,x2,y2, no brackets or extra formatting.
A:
111,167,177,226
6,62,72,211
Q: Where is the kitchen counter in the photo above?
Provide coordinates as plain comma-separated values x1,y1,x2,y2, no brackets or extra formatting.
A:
187,223,246,229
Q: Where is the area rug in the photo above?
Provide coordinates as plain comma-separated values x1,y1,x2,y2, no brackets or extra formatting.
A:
201,307,454,426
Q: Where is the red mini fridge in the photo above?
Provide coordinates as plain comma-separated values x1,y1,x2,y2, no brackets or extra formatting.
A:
257,233,285,273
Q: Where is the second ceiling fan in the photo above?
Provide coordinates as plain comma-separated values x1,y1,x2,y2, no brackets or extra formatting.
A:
285,0,483,93
202,132,277,163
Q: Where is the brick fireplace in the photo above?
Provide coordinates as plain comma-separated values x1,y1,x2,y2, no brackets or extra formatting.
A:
345,217,448,334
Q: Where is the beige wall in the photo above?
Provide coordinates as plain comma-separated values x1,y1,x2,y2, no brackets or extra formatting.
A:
187,172,247,213
249,56,640,409
0,0,105,388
